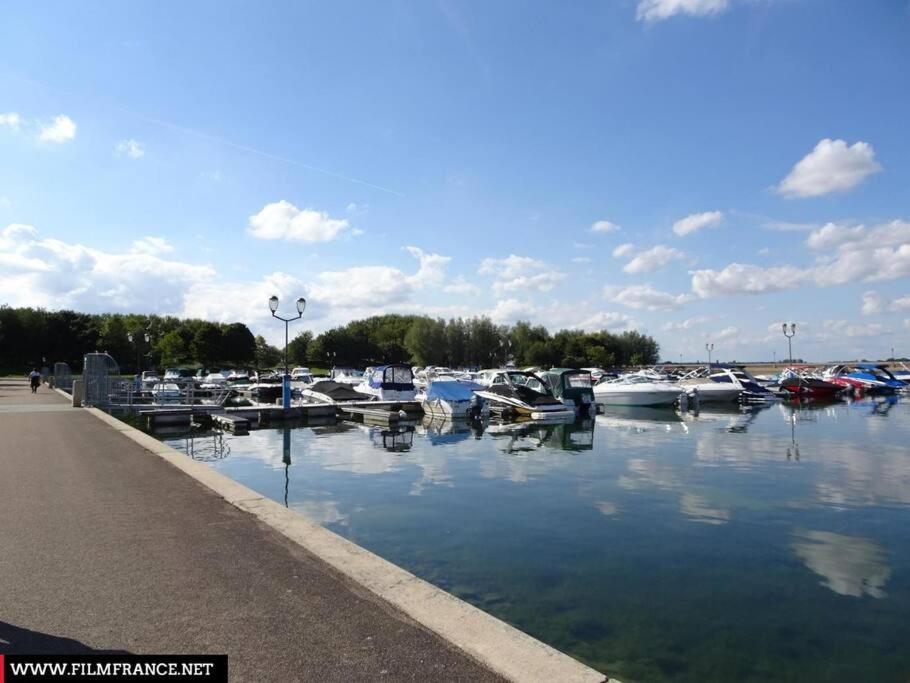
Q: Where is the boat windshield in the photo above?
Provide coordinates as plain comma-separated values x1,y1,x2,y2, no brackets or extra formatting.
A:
507,372,547,393
566,374,592,388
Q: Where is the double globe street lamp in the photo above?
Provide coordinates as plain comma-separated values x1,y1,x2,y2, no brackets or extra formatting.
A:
269,295,306,409
782,322,797,364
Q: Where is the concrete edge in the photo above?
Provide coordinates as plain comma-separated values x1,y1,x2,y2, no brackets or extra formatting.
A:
82,406,612,683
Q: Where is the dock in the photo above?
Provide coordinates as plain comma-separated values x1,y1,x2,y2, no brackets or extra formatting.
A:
0,379,606,682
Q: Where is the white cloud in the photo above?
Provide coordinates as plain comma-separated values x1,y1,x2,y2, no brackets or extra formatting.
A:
692,220,910,298
612,243,635,259
131,236,174,256
661,316,708,332
574,311,637,332
590,220,620,234
308,246,449,308
673,210,723,237
622,244,686,274
479,254,564,295
248,200,353,242
0,112,21,130
489,299,538,324
572,256,592,263
116,139,145,158
861,291,884,316
777,139,882,198
37,115,76,143
715,325,739,341
607,284,691,311
636,0,729,22
443,276,481,296
819,320,889,339
0,224,212,313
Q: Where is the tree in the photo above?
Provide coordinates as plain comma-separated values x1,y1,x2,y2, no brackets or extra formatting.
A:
404,317,446,366
288,330,313,366
254,335,282,369
221,323,256,365
157,330,189,367
191,322,223,368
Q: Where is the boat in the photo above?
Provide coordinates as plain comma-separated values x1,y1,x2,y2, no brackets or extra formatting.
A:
892,363,910,383
418,380,489,419
301,380,374,405
151,382,181,402
593,374,684,407
355,364,418,401
330,366,364,385
247,375,284,403
774,367,845,399
843,363,907,393
676,367,745,403
140,370,161,391
542,368,597,415
474,370,576,420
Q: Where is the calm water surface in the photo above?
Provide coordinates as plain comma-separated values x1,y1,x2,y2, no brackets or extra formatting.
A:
163,397,910,682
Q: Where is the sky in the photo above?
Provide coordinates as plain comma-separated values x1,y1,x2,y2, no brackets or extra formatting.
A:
1,0,909,362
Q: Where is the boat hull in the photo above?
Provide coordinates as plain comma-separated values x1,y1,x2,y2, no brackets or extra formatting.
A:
593,389,681,407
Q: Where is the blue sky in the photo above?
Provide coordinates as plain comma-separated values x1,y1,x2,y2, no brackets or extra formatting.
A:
1,0,909,361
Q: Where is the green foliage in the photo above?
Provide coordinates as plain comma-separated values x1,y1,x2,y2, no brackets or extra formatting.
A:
0,306,258,373
309,315,659,368
254,335,282,368
288,330,313,366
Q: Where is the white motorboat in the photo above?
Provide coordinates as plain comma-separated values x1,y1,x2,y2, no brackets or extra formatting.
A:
593,375,683,407
474,370,576,420
140,370,161,390
676,367,744,403
330,366,364,385
418,380,489,419
151,382,181,402
356,364,418,401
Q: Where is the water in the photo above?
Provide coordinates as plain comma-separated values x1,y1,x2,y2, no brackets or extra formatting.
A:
162,397,910,682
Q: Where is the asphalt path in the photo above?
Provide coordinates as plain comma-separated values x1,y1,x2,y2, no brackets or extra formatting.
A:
0,379,501,682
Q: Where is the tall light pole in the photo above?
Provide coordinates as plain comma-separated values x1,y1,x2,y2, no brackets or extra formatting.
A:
782,322,796,365
705,343,714,367
269,295,306,409
127,332,142,374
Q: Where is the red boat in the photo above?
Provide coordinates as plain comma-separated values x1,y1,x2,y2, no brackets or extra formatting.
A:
778,376,844,399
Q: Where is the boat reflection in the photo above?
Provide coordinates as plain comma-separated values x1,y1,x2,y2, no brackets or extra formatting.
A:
485,418,595,453
416,416,481,445
596,405,688,434
175,430,231,461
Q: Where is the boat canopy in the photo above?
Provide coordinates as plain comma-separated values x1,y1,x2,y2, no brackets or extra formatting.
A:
426,381,475,402
544,368,593,399
368,364,415,390
856,362,889,370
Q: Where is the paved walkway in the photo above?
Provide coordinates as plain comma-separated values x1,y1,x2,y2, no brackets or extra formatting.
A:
0,379,501,681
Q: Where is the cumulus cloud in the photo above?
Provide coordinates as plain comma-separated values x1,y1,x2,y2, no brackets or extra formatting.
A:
248,200,353,242
819,320,889,339
861,291,884,316
636,0,729,22
612,243,635,259
622,244,686,274
131,236,174,256
692,219,910,298
861,290,910,316
574,311,637,332
37,115,77,143
606,284,691,311
0,112,21,130
443,276,481,296
661,316,708,332
489,298,538,324
777,139,882,198
673,210,723,237
116,139,145,158
590,220,620,233
308,246,449,308
478,254,564,295
0,224,212,313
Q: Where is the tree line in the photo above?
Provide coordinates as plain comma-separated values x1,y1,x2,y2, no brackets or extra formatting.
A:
0,307,660,374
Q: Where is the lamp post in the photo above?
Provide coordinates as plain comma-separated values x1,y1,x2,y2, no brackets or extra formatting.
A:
127,332,142,374
269,295,306,409
782,323,796,365
705,343,714,367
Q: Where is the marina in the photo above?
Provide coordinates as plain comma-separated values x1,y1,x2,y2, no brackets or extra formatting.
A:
158,395,910,683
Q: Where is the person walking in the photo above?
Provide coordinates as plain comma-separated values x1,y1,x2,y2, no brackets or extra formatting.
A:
29,368,41,393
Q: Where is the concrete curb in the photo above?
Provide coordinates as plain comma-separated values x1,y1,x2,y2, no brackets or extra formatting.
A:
82,406,611,683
